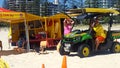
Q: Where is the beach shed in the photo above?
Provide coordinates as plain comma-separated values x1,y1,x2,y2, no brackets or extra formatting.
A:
0,8,44,51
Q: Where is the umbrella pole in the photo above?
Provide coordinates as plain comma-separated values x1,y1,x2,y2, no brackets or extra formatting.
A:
24,18,30,52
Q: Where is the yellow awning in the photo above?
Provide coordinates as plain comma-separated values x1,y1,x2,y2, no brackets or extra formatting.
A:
0,12,44,23
48,13,69,18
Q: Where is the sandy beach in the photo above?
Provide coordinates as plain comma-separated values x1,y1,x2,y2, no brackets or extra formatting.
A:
0,24,120,68
1,50,120,68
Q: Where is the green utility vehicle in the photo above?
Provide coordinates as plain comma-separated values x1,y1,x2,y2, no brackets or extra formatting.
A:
59,8,120,58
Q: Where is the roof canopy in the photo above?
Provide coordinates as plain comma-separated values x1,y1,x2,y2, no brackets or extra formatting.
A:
0,8,44,23
67,8,120,17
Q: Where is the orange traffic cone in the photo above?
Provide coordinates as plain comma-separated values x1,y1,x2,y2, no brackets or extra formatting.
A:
61,55,67,68
42,64,45,68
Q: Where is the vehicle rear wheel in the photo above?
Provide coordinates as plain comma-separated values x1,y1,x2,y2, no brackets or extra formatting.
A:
110,42,120,53
77,44,91,58
59,45,70,55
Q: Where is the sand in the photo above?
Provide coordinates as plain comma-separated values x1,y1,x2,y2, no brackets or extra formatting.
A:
0,24,120,68
1,50,120,68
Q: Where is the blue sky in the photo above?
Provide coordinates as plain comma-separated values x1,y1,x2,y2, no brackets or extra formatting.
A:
49,0,54,2
0,0,4,7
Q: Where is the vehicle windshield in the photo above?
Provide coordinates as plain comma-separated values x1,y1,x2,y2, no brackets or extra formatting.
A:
68,13,120,32
66,8,120,31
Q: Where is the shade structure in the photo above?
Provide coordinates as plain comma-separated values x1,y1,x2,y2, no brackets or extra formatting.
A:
85,8,120,14
48,13,69,18
67,8,120,17
0,8,44,52
0,12,43,23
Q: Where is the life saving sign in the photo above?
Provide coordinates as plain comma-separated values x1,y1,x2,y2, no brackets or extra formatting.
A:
0,12,25,19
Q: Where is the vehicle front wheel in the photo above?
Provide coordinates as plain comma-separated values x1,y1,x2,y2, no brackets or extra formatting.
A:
59,45,70,55
77,44,91,58
110,42,120,53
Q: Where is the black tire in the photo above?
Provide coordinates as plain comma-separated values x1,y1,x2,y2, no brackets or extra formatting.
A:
110,42,120,53
59,45,70,55
77,44,91,58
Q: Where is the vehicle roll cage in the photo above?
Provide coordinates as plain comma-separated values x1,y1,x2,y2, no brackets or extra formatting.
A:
61,8,119,31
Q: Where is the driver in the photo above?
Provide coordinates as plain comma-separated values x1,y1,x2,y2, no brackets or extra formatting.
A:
92,16,106,51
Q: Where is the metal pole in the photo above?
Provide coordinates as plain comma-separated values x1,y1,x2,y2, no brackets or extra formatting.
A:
24,17,30,52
